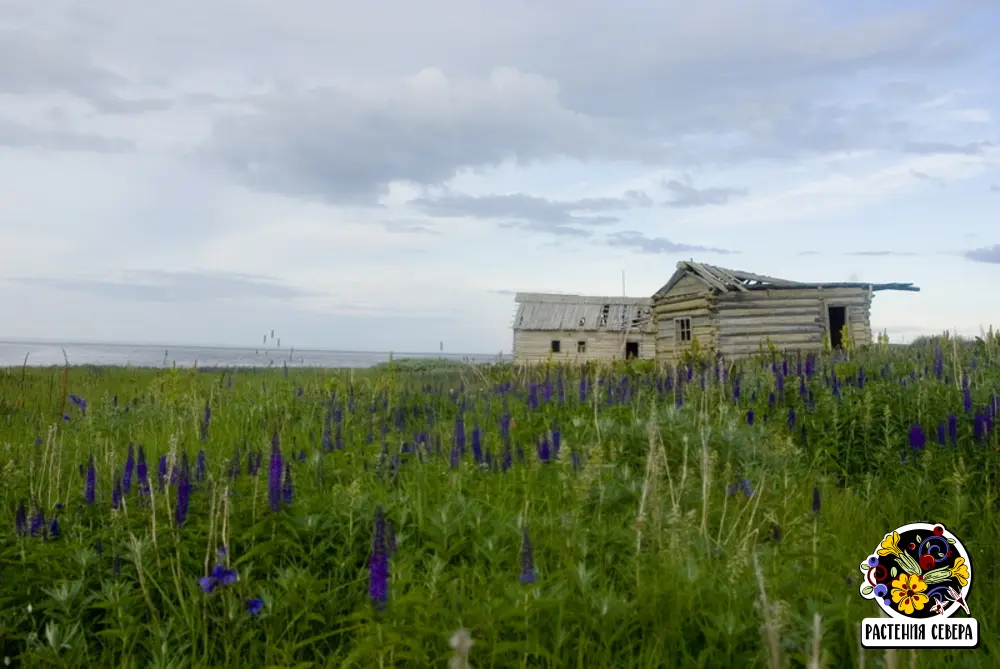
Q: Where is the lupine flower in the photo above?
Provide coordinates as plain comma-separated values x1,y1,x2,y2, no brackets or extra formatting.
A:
69,394,87,415
157,455,168,490
787,409,796,430
176,453,191,525
771,523,782,542
937,423,946,445
29,508,45,537
727,479,754,496
551,428,561,458
248,450,260,476
281,460,293,505
14,501,27,536
199,563,239,593
245,598,264,616
812,485,821,514
538,436,551,463
268,431,283,512
48,517,59,539
200,402,211,442
471,427,483,463
369,507,389,609
948,415,958,445
137,445,150,496
520,526,536,584
112,472,122,510
230,447,241,479
963,384,972,413
908,424,926,451
974,412,987,441
747,409,755,425
123,443,135,494
85,455,96,505
195,450,207,482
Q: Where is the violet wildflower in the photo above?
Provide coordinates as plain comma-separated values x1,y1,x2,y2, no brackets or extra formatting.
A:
538,436,551,463
229,447,241,479
69,394,87,415
157,455,168,491
85,455,96,505
948,415,958,445
727,479,754,497
29,508,45,537
112,472,122,510
245,597,264,616
963,384,972,413
520,526,536,585
974,412,987,441
199,563,238,593
136,445,149,496
268,431,283,512
787,409,796,430
369,506,389,610
937,423,946,445
908,424,926,451
48,517,58,539
281,460,293,505
176,453,191,526
747,409,755,425
551,428,561,458
14,501,27,536
200,402,211,442
471,426,483,464
195,450,206,483
812,485,821,514
123,443,135,494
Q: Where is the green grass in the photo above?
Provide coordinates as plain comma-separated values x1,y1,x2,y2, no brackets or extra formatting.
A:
1,339,999,668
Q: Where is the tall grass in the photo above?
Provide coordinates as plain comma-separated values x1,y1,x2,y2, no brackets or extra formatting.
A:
0,339,998,667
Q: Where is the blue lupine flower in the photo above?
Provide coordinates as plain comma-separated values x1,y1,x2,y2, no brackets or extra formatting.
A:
369,506,389,609
908,424,926,451
245,597,264,615
85,455,96,505
281,460,293,505
123,443,135,494
520,526,536,585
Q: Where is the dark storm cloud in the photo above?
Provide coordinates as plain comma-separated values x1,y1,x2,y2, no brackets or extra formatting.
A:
9,270,312,302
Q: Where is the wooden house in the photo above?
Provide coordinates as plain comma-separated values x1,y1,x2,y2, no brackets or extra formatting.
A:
652,261,919,360
512,293,655,363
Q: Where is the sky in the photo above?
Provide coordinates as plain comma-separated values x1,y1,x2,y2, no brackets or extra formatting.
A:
0,0,998,354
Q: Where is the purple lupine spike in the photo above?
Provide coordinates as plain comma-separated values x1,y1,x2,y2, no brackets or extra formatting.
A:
454,416,466,455
29,508,45,537
471,426,483,463
747,409,755,425
675,383,684,407
520,526,536,584
449,441,460,469
947,415,957,445
112,471,122,509
552,428,561,458
245,597,264,615
369,506,389,609
48,517,58,539
200,402,211,442
538,436,551,463
571,451,581,471
123,443,135,494
812,486,821,514
229,447,241,479
908,424,926,451
14,501,27,536
157,455,168,490
787,409,796,430
85,455,96,505
268,431,283,512
937,423,946,445
176,453,190,525
281,460,293,504
137,445,149,496
963,383,972,413
974,412,986,441
248,450,259,476
195,449,207,482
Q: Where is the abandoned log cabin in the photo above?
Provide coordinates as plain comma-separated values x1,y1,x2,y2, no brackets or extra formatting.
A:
512,293,655,363
653,261,919,360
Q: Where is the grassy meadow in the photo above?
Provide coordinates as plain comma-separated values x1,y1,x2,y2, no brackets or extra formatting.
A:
1,337,999,668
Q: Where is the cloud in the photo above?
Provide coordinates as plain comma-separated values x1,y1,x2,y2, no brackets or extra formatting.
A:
964,245,1000,264
381,219,439,234
844,250,916,257
0,28,172,115
909,169,931,180
408,190,650,235
605,230,735,255
0,118,134,153
903,140,995,156
7,270,312,302
663,179,747,207
990,185,1000,192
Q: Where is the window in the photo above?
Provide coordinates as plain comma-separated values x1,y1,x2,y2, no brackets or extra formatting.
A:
625,341,639,359
675,317,692,342
598,304,610,327
577,341,587,353
550,340,561,353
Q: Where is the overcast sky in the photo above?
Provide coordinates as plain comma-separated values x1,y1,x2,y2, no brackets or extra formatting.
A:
1,0,998,353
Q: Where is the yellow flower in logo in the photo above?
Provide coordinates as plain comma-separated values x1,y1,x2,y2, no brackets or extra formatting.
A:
878,531,902,557
891,573,929,615
949,557,969,587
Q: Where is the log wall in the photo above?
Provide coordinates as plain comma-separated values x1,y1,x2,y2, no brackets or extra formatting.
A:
652,275,716,360
512,330,656,364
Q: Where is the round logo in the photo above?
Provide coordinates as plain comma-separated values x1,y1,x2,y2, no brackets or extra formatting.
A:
859,522,972,619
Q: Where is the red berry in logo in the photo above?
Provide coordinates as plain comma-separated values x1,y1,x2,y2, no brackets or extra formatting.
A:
933,525,943,536
908,542,916,550
919,554,935,570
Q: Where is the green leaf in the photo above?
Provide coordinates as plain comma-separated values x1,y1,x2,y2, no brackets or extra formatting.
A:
861,564,870,571
948,538,956,544
862,585,874,596
891,566,898,577
916,535,922,542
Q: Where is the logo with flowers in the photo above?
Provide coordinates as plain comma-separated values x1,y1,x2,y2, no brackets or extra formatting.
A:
859,523,972,619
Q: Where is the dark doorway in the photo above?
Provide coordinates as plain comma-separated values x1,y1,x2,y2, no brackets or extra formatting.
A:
625,341,639,359
828,306,846,348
